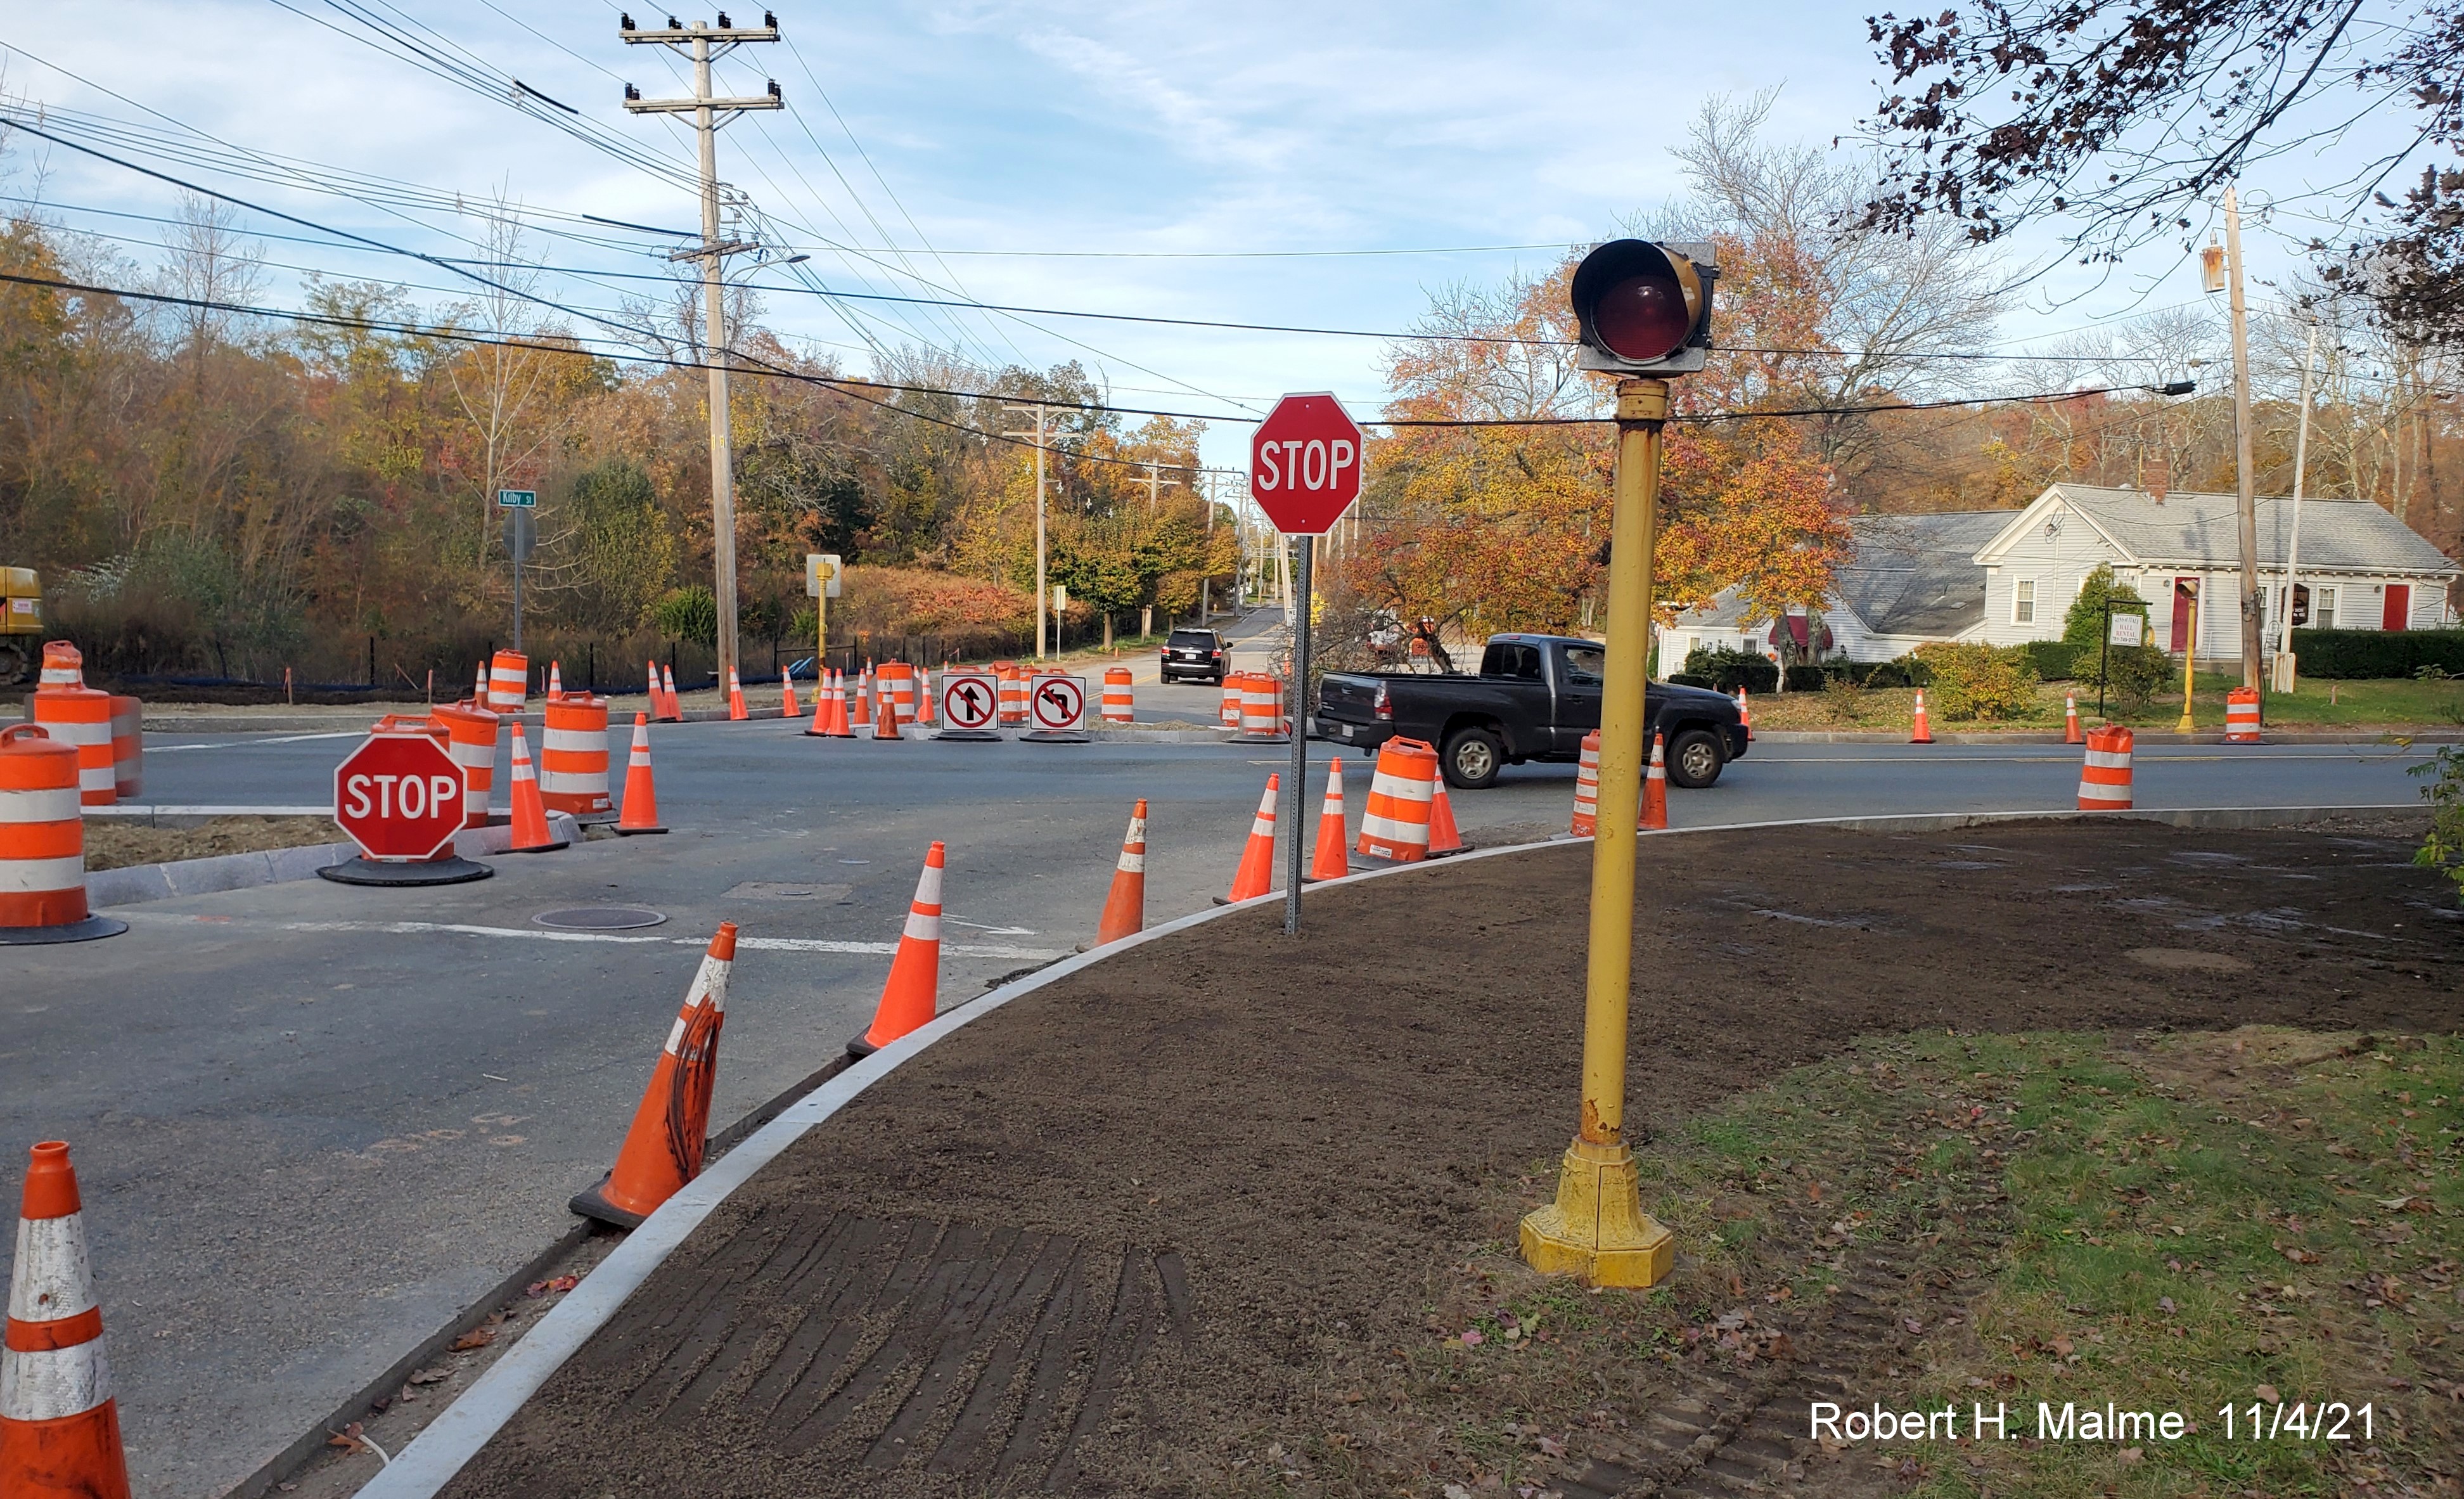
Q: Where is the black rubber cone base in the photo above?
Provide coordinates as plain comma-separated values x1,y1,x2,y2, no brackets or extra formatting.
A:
846,1032,880,1061
318,856,494,886
568,1173,649,1230
932,730,1002,742
0,914,129,945
503,837,569,854
612,823,669,836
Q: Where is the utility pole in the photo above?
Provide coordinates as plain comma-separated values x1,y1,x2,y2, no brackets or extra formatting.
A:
1003,402,1053,658
2220,185,2263,690
622,9,780,693
1133,461,1166,510
2273,321,2321,693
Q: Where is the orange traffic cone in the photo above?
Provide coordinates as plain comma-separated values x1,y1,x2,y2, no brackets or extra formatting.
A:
1219,774,1279,903
1094,800,1146,946
615,712,666,835
504,723,568,852
1910,688,1935,744
1736,685,1753,740
801,681,833,738
473,660,489,706
1307,757,1349,881
2063,693,2084,743
1641,731,1669,830
568,924,735,1227
850,843,945,1057
781,669,799,721
727,669,747,721
825,671,854,738
848,668,874,733
873,686,903,740
1427,778,1464,856
645,660,662,718
2,1141,131,1499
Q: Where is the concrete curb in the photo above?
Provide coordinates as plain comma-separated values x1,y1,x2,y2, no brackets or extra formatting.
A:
1752,728,2464,745
83,813,583,908
349,796,2416,1498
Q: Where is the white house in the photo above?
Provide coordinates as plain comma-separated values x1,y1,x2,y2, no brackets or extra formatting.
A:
1660,482,2461,669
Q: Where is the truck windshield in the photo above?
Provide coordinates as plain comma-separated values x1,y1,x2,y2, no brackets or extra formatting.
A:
1563,645,1604,685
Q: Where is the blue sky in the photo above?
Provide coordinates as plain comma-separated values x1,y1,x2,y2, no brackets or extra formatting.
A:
0,1,2420,474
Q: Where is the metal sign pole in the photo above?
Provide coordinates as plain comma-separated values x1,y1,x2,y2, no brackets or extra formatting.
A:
1284,535,1313,936
2099,598,2111,720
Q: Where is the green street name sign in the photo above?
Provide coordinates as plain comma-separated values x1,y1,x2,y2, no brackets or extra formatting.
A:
497,489,537,508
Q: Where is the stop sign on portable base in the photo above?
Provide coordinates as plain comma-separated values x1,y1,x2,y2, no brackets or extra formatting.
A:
318,728,495,886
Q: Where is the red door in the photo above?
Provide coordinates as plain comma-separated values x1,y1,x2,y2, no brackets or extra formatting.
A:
2171,577,2198,652
2383,584,2411,632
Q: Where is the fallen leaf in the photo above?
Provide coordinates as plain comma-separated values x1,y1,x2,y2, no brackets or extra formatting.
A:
324,1422,366,1451
1807,1181,1822,1202
1444,1486,1475,1499
1728,1273,1746,1296
1461,1329,1485,1348
2256,1384,2281,1405
2282,1247,2320,1265
1903,1317,1925,1335
451,1327,496,1351
1536,1435,1565,1458
2158,1297,2178,1314
523,1275,580,1299
406,1367,450,1386
2119,1446,2143,1464
2377,1196,2415,1210
2051,1335,2076,1357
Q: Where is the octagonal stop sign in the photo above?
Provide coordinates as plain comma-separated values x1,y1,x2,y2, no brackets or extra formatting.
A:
333,730,466,861
1250,392,1363,536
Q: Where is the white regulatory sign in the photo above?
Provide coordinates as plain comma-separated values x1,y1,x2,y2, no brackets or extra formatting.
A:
1029,675,1086,731
941,671,1000,730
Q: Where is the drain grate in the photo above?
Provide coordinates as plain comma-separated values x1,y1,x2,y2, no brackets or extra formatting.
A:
534,906,667,931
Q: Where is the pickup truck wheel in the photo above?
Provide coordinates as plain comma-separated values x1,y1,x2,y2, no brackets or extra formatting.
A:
1441,726,1503,790
1666,727,1724,789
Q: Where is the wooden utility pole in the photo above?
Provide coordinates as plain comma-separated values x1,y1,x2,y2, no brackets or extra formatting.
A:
622,11,781,691
1003,402,1053,658
1133,461,1166,509
2223,186,2262,688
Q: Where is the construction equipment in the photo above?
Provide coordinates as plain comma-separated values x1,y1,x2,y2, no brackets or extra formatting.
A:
0,569,42,685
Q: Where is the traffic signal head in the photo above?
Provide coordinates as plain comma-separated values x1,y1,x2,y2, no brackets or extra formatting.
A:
1569,239,1717,375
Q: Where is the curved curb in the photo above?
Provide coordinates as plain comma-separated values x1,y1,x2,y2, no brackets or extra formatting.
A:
351,798,2419,1498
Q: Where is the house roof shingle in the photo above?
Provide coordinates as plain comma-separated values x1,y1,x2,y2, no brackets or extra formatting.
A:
2044,484,2460,576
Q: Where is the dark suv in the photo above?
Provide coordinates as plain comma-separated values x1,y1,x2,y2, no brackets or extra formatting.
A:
1160,628,1229,684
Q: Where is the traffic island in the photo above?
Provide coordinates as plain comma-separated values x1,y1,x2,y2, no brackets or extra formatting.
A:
406,818,2459,1499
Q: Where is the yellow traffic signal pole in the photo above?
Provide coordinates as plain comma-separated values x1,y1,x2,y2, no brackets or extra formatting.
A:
1520,376,1676,1287
2174,584,2198,735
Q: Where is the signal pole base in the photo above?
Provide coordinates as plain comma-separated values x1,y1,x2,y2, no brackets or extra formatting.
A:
1519,1137,1674,1288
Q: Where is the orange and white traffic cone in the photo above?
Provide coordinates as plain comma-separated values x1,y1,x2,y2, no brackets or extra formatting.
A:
825,671,855,738
569,925,735,1227
1641,731,1669,830
1094,801,1146,946
781,670,799,721
1220,774,1279,903
473,660,489,706
2063,692,2084,744
726,669,747,722
1427,778,1464,856
801,681,833,738
873,686,903,740
615,712,665,835
548,661,564,700
504,723,568,852
1909,688,1935,744
849,843,945,1057
1735,685,1753,740
847,668,875,733
3,1141,132,1499
1307,757,1349,881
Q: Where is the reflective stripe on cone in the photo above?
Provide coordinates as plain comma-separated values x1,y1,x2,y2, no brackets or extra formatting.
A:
1,1140,133,1499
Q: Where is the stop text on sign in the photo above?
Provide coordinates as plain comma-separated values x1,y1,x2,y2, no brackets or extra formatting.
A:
341,771,462,821
1255,436,1355,496
1248,391,1365,536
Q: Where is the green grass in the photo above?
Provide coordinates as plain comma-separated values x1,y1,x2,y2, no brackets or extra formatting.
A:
1752,674,2464,733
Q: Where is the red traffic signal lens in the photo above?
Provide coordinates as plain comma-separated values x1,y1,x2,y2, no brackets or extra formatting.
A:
1594,272,1692,363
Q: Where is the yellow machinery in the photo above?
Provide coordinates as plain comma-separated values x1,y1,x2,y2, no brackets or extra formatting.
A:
1,569,41,685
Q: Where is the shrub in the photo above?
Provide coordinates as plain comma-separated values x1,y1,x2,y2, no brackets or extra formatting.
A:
2289,628,2464,679
2069,642,2177,710
1668,672,1714,688
2018,639,2077,680
1680,643,1778,693
2414,743,2464,906
2063,563,2152,655
1781,664,1828,692
1854,653,1930,689
650,585,719,646
1911,641,2040,720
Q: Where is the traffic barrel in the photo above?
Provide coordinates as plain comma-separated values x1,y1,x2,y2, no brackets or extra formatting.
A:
1570,730,1601,837
2078,725,2134,810
615,713,666,835
2064,693,2084,744
1218,672,1245,729
26,688,113,807
1356,737,1437,863
995,663,1027,726
1235,673,1288,743
538,694,611,818
780,669,799,721
1909,688,1935,744
726,668,747,722
2225,686,2262,743
1100,667,1133,724
432,702,500,828
1219,774,1280,903
0,1141,133,1499
107,697,141,804
849,843,946,1058
1093,800,1146,946
1307,757,1349,882
1641,731,1669,830
35,641,82,691
486,650,528,714
568,923,735,1228
503,724,568,852
0,726,124,944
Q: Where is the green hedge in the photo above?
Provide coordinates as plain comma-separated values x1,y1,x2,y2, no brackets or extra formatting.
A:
2288,628,2464,679
2018,639,2078,680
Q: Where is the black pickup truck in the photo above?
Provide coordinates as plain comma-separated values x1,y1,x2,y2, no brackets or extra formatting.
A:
1314,633,1748,790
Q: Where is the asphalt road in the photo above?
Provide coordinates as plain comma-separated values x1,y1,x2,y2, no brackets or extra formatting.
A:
0,663,2435,1496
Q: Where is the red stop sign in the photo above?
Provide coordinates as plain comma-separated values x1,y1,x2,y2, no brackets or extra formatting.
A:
333,731,466,861
1250,392,1363,536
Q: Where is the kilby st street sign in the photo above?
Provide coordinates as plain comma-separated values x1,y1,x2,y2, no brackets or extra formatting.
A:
333,731,466,861
1250,392,1363,535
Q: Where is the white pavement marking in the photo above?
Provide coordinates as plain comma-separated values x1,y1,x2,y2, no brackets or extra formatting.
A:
146,732,366,752
118,913,1063,960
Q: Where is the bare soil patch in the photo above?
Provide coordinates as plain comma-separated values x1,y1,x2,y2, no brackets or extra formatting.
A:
80,814,342,871
436,820,2461,1499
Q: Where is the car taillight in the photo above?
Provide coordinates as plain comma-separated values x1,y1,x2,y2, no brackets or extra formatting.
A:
1374,683,1392,721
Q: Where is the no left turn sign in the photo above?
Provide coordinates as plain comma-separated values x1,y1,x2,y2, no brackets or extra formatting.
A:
1030,676,1085,731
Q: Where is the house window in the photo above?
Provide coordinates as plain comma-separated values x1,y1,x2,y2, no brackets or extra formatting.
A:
2315,587,2337,629
2013,579,2036,624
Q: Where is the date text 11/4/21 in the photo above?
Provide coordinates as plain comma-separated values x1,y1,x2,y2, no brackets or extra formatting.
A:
2219,1402,2373,1441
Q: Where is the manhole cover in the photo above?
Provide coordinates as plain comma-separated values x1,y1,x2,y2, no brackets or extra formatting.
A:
534,906,667,930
